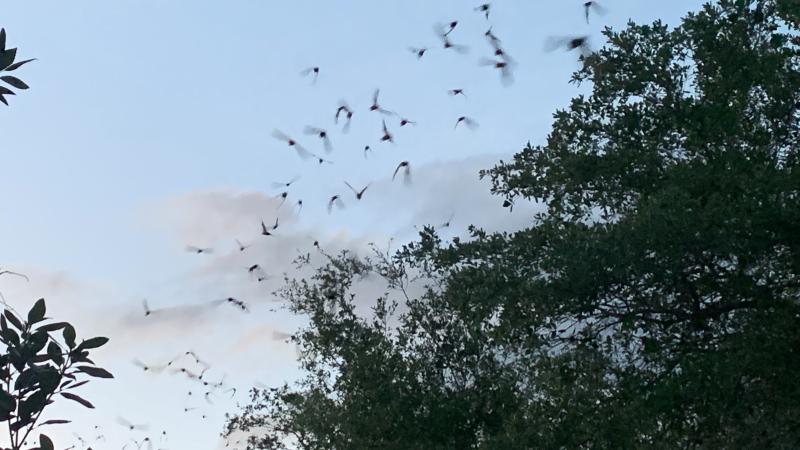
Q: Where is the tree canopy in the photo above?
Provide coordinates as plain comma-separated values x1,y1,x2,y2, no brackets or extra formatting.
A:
226,1,800,448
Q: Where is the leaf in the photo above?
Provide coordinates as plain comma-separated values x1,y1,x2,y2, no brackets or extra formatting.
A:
76,337,108,351
4,336,21,358
4,58,35,72
47,342,64,366
60,392,94,409
1,75,28,89
18,391,46,417
40,419,70,426
0,48,17,71
28,298,46,324
0,389,15,417
29,330,49,353
15,368,38,391
0,29,5,52
30,354,50,364
3,310,24,330
62,325,76,349
39,433,54,450
63,379,89,390
0,94,6,106
76,366,114,379
37,322,68,333
35,366,62,393
10,418,28,431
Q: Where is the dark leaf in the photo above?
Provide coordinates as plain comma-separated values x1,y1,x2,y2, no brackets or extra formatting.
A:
28,298,46,324
0,389,15,416
39,433,54,450
0,29,5,52
1,75,28,89
76,336,108,351
40,419,70,426
30,354,50,364
29,330,49,353
4,58,35,72
47,342,64,366
0,328,19,346
0,48,17,71
37,322,69,333
60,392,94,409
4,310,24,331
63,379,89,390
76,366,113,379
35,366,61,393
15,368,38,391
62,325,76,349
11,418,28,431
19,391,46,417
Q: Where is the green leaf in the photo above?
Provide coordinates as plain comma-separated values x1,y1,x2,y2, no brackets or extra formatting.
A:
60,392,94,409
39,433,54,450
4,310,24,330
1,75,28,89
76,366,114,379
62,325,76,349
4,58,35,72
76,337,108,351
0,48,17,71
28,298,46,324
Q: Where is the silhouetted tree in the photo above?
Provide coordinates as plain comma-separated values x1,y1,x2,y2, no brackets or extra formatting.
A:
226,0,800,448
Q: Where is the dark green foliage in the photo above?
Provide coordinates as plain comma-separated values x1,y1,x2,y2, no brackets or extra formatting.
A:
0,297,111,450
0,28,34,106
226,1,800,448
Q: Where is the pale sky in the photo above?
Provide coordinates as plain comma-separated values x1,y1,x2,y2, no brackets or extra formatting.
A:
0,1,705,448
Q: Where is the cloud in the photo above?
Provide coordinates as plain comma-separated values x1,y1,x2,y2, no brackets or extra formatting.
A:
0,153,540,449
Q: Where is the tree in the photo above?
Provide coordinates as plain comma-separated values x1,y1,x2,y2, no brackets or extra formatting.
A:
0,293,112,450
226,0,800,448
0,28,34,106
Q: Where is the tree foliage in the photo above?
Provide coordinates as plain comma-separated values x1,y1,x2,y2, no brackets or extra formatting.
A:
226,1,800,448
0,296,112,450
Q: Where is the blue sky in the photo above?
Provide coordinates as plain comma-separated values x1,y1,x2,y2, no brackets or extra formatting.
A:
0,1,705,448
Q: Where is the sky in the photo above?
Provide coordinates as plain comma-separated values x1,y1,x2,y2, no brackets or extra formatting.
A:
0,1,706,448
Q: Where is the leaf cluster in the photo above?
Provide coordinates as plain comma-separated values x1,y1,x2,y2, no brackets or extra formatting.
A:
0,299,112,450
0,28,34,106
